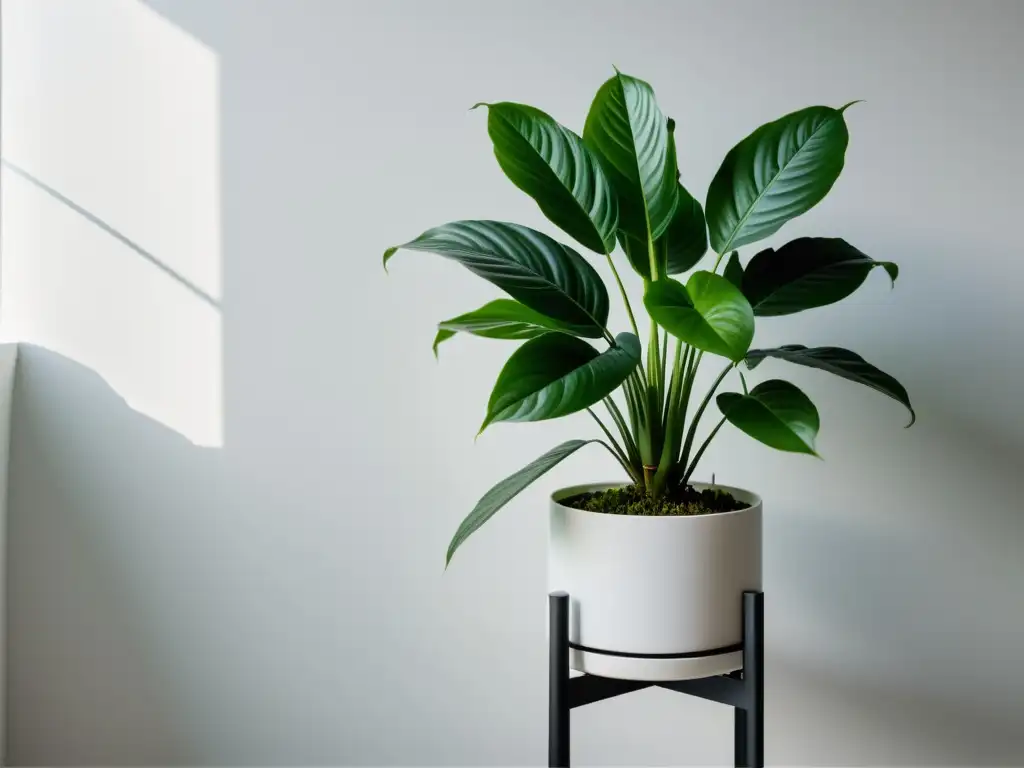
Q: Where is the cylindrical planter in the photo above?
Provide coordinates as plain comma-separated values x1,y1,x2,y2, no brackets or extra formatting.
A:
548,481,762,681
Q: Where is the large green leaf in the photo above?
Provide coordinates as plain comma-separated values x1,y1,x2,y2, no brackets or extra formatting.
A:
433,299,580,357
643,272,754,362
478,102,618,254
583,71,678,243
743,237,897,316
706,105,851,254
481,332,641,432
717,379,820,455
746,345,915,426
384,220,609,337
446,439,596,567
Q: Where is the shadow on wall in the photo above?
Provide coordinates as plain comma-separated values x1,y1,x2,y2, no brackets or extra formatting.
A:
5,345,222,763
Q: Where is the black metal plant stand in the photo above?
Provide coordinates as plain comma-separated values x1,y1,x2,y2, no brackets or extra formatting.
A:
548,590,764,767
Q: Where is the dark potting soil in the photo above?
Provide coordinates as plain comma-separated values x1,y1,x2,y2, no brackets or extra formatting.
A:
562,483,747,516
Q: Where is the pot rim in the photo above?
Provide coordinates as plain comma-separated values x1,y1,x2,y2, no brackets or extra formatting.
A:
551,480,762,517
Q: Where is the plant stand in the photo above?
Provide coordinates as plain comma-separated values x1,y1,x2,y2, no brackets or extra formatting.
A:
548,590,764,767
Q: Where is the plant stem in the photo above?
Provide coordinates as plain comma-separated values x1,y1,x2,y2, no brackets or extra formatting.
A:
588,409,641,483
651,339,686,495
604,253,639,337
677,361,734,474
604,397,640,468
681,416,727,486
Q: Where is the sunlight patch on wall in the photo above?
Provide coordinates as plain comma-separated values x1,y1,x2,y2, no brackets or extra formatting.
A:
0,0,222,446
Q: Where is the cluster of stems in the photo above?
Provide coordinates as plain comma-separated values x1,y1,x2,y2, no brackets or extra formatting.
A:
589,244,736,498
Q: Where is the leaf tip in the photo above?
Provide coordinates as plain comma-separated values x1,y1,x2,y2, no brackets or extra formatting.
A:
470,101,489,112
882,262,899,286
382,245,399,273
904,408,917,428
839,99,865,114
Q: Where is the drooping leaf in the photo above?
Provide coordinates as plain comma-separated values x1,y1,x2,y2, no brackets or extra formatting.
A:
742,237,897,316
432,329,456,358
643,272,754,362
717,379,820,455
446,439,596,567
723,251,743,288
481,332,641,432
384,220,609,337
478,102,618,253
746,345,915,426
583,72,678,242
432,299,583,357
706,105,851,254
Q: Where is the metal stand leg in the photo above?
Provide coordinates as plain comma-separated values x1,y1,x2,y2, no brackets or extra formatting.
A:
549,591,570,768
740,591,764,768
734,702,748,767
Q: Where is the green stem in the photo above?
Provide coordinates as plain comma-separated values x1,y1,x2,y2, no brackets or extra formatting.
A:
677,361,734,474
604,253,639,337
681,416,727,486
604,397,640,468
651,339,686,495
588,409,641,483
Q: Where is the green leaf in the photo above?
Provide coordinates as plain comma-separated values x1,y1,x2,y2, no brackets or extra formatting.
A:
384,220,609,337
662,184,708,274
743,237,897,316
446,439,596,567
706,105,851,254
723,251,743,288
432,329,456,358
481,332,641,432
717,380,820,455
583,71,678,242
478,102,618,254
433,299,581,356
643,272,754,362
746,344,915,426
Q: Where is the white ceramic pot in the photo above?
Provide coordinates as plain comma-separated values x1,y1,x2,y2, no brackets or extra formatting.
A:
548,481,762,681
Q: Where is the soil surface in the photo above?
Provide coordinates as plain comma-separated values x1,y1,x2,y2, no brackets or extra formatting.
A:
562,483,746,516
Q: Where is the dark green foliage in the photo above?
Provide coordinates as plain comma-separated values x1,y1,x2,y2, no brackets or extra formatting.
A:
383,70,913,565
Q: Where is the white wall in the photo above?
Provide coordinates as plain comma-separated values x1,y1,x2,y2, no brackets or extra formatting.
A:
2,0,1023,764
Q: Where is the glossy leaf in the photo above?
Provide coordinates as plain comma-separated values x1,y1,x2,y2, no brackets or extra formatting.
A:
643,272,754,362
743,237,897,316
717,379,820,455
723,251,743,288
746,345,915,426
384,220,609,337
706,105,851,253
432,299,582,357
662,185,708,273
479,102,618,254
446,439,595,566
481,332,641,432
583,71,678,242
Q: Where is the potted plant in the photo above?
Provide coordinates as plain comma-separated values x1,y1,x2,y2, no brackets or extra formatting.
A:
384,71,913,680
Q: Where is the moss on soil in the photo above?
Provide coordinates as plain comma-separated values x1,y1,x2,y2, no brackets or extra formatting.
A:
562,483,746,516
